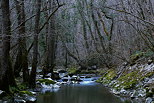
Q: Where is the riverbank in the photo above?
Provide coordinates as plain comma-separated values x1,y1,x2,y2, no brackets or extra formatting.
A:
96,62,154,103
0,72,99,103
1,62,154,103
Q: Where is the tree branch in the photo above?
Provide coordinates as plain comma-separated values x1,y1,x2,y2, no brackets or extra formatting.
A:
39,4,64,32
96,6,154,26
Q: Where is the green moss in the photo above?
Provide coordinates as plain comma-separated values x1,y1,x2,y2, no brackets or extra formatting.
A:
102,78,111,84
117,71,140,89
116,70,154,90
118,71,137,81
37,79,56,85
98,69,107,75
105,70,117,80
123,80,137,89
96,69,117,84
96,77,103,83
97,65,154,91
140,72,154,81
19,91,33,96
68,67,79,74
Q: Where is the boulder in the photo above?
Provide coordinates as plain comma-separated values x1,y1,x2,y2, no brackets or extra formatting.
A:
145,97,153,103
25,96,36,103
14,98,26,103
51,72,60,80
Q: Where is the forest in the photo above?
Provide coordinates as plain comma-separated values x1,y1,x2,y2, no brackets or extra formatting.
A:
0,0,154,103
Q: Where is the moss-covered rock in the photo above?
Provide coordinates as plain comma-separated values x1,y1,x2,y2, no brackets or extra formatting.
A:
105,70,117,80
37,79,56,85
115,70,154,90
117,71,139,89
96,69,117,84
19,91,33,96
97,69,107,75
97,63,154,99
68,67,79,75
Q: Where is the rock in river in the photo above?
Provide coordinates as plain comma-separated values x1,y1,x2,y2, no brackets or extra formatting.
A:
145,97,153,103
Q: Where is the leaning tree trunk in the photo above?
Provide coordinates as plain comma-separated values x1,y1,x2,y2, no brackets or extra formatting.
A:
0,0,16,92
14,0,29,83
29,0,41,88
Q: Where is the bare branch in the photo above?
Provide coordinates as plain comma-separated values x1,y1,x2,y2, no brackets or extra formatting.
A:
39,4,64,32
96,6,154,26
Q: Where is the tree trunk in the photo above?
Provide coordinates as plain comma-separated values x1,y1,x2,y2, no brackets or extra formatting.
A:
0,0,16,92
14,0,29,83
48,0,57,79
43,2,49,78
29,0,41,88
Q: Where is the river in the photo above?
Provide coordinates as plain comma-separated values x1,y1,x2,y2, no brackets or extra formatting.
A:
37,77,123,103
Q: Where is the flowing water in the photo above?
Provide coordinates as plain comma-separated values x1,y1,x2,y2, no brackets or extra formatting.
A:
37,77,123,103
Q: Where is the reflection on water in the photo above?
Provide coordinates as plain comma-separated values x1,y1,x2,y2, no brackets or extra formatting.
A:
37,81,123,103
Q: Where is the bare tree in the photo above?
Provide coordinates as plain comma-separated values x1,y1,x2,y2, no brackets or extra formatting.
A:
29,0,41,88
14,0,29,83
0,0,16,92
